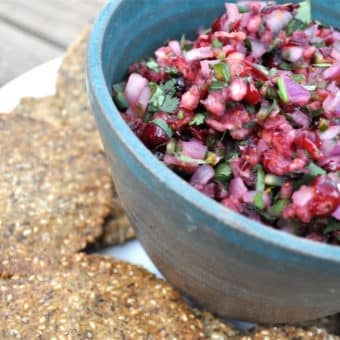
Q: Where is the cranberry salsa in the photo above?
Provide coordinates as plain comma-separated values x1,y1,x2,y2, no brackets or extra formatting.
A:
112,1,340,244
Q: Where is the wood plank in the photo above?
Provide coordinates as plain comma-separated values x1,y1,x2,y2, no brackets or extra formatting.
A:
0,0,106,48
0,21,62,86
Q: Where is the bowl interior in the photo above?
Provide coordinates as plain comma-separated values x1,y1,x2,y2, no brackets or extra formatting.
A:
91,0,340,259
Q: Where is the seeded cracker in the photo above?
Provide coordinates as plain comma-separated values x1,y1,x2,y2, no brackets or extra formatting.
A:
0,253,205,339
12,27,135,246
0,114,113,276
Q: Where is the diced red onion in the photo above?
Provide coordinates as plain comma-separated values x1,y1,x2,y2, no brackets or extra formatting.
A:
201,91,225,117
282,46,303,63
323,63,340,81
180,86,200,110
292,185,314,206
200,60,219,78
323,91,340,117
319,155,340,171
185,47,214,61
265,10,292,34
190,165,215,186
319,125,340,140
243,190,256,203
281,75,311,105
223,3,241,31
247,14,262,34
332,206,340,220
250,39,266,59
137,85,151,113
168,40,182,56
229,177,248,200
214,31,246,41
331,48,340,61
180,138,207,160
125,73,149,108
289,109,311,128
163,155,198,174
126,106,138,117
229,78,247,101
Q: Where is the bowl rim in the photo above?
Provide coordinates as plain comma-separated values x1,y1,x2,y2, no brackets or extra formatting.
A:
87,0,340,262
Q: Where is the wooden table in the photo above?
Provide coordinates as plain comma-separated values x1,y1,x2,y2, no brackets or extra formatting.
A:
0,0,106,86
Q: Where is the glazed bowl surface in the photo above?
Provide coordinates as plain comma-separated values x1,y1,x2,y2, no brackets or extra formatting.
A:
87,0,340,323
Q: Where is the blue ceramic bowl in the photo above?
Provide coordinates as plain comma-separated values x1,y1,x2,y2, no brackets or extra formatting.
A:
87,0,340,323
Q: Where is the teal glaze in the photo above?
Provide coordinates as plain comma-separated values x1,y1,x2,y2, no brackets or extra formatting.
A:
87,0,340,323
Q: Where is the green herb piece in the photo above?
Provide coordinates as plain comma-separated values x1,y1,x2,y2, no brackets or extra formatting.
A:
279,61,293,70
112,82,128,110
152,118,173,138
226,150,239,160
295,0,312,23
212,38,223,49
214,162,232,183
277,77,289,103
290,74,306,83
309,108,324,118
312,63,332,68
257,99,277,120
189,112,206,126
162,79,177,96
264,174,285,186
267,199,289,217
148,80,179,114
245,104,256,114
176,153,207,164
303,85,316,91
243,121,256,129
237,4,250,13
286,18,307,36
209,80,227,91
254,192,264,210
166,67,179,76
213,63,231,83
308,162,326,176
318,119,329,132
180,34,193,51
146,58,160,72
206,152,219,165
161,96,179,113
256,165,265,192
166,138,176,155
323,220,340,234
177,110,184,119
244,38,252,52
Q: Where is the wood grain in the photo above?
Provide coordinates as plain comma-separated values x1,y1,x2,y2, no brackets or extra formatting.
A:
0,0,106,86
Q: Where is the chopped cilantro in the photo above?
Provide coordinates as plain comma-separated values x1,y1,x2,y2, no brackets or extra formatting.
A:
290,74,306,83
264,174,285,186
237,4,250,13
166,66,179,76
146,58,160,72
214,162,232,183
285,18,307,36
312,63,332,68
212,38,223,49
177,110,184,119
166,138,176,155
213,63,230,83
279,61,293,70
148,80,179,113
295,0,312,23
323,220,340,234
244,38,252,52
209,80,227,91
318,119,329,132
256,165,265,192
161,95,179,113
189,112,206,126
152,118,173,138
308,162,326,176
112,82,128,110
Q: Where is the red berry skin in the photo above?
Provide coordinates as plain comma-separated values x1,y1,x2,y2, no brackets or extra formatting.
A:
245,83,261,105
140,123,169,149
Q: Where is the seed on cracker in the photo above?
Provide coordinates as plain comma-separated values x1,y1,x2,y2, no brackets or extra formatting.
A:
0,253,205,339
0,114,113,276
